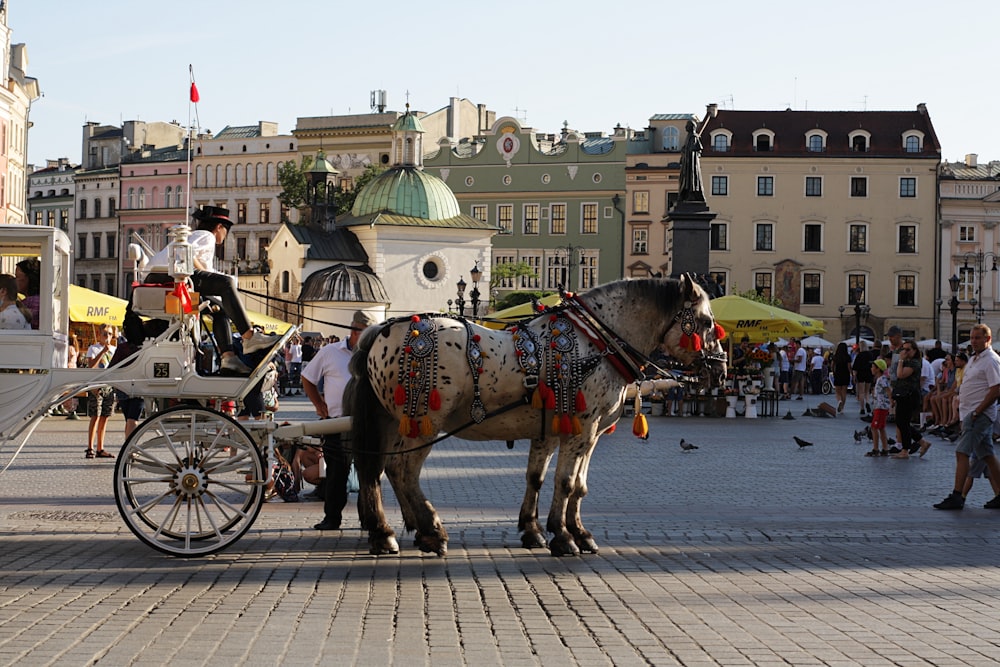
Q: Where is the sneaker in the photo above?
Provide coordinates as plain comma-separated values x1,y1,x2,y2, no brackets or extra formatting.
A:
66,412,80,420
242,331,276,355
220,355,252,375
934,492,965,510
888,445,902,454
984,495,1000,509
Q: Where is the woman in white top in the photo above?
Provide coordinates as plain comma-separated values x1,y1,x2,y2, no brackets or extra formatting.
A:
0,273,30,330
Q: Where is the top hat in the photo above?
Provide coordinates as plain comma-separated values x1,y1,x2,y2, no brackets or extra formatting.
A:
193,205,233,232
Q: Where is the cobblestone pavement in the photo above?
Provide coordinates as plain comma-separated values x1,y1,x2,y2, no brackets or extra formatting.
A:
2,394,1000,666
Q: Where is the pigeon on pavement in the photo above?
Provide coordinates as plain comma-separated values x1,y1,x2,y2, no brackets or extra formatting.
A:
794,436,814,449
680,438,699,452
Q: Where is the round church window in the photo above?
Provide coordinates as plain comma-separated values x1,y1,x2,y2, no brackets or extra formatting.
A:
422,260,440,281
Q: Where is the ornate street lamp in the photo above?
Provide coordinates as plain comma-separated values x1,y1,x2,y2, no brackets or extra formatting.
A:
852,286,870,350
949,274,961,354
469,262,482,317
455,276,467,317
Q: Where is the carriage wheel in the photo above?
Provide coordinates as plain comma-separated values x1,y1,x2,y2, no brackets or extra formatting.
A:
113,405,266,557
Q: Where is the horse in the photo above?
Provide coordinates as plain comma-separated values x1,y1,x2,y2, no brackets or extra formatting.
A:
345,274,727,557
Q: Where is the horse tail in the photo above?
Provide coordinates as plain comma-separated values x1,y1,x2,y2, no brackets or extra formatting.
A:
345,325,390,497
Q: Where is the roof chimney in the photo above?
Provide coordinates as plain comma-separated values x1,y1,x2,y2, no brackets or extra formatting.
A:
966,154,978,168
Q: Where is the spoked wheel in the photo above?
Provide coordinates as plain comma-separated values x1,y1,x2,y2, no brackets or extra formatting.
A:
113,405,266,557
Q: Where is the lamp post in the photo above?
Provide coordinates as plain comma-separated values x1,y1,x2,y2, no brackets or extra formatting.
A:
455,276,467,317
557,245,585,292
960,251,998,323
851,286,871,350
949,274,961,355
468,262,482,317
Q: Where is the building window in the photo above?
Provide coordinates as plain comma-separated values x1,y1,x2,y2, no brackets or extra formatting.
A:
848,274,867,304
959,225,975,242
898,225,916,253
258,237,269,262
850,177,867,197
711,175,728,196
755,223,773,251
236,236,247,261
91,275,101,292
662,126,680,151
905,136,920,153
757,176,774,197
550,203,566,235
709,271,728,295
174,186,183,209
712,134,729,152
581,203,598,234
755,134,772,152
106,233,116,258
633,191,649,214
754,272,772,299
471,205,487,223
545,254,567,291
165,186,173,208
897,275,916,306
237,203,247,224
259,201,271,224
580,254,598,290
805,176,822,197
33,210,42,225
632,227,648,254
127,188,135,209
958,267,976,301
803,224,822,252
807,134,824,152
849,224,867,252
46,210,55,226
92,233,101,258
899,177,916,197
281,271,290,293
802,273,822,304
710,222,728,251
94,199,101,218
523,204,540,235
497,204,513,234
106,274,116,296
852,135,868,152
109,198,116,216
77,233,87,260
493,254,516,288
79,199,87,219
521,255,541,289
137,188,145,209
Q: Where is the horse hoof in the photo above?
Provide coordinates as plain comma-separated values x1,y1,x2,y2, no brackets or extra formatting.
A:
548,539,580,557
573,534,599,554
369,536,400,555
416,535,447,556
521,532,547,549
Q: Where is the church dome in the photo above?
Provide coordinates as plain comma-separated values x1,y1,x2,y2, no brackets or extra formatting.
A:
351,166,461,221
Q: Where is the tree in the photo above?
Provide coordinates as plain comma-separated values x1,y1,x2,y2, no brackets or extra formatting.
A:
732,287,784,308
335,164,385,215
277,157,309,220
489,261,536,290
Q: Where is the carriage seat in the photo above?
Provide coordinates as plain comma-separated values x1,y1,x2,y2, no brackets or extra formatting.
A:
131,283,200,320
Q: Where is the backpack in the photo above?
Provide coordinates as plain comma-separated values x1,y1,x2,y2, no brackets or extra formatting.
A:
272,450,300,502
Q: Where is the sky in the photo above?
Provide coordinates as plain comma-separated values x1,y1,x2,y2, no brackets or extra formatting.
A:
10,0,1000,168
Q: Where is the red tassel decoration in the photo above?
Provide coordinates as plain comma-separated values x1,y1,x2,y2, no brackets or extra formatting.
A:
605,423,617,435
714,323,726,341
428,388,441,411
575,390,587,412
394,384,407,405
551,414,561,434
679,332,691,349
408,419,420,439
560,414,572,434
420,415,434,436
571,415,583,435
632,413,648,438
691,332,703,352
541,383,557,409
398,415,410,437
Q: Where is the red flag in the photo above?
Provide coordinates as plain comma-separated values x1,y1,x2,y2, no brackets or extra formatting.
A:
190,82,200,103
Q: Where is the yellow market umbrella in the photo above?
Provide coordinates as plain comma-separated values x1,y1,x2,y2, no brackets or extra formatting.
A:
246,309,294,334
68,284,128,326
710,295,826,344
483,294,562,330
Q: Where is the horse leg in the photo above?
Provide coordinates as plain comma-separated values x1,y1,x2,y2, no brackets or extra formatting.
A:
386,445,448,556
545,438,586,557
518,437,555,549
356,433,400,556
566,438,600,554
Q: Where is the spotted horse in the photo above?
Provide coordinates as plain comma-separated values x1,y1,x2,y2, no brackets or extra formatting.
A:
346,275,727,557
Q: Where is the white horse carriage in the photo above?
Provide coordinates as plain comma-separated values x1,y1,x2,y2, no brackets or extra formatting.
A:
0,223,324,557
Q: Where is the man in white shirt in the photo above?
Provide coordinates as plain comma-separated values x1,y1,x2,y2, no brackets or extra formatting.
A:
792,341,808,400
302,310,375,531
144,206,274,374
934,324,1000,510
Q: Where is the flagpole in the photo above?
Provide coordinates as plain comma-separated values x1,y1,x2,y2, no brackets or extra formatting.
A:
186,64,200,221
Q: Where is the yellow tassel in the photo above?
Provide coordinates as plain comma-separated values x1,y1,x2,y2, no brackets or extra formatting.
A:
551,414,561,434
398,415,410,437
572,415,583,435
531,387,543,410
632,413,648,438
420,415,434,436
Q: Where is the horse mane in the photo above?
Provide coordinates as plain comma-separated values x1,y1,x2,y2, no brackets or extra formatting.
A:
580,277,687,317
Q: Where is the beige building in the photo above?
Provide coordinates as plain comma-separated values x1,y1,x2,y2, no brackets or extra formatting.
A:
1,4,40,227
623,114,689,278
938,155,1000,346
701,106,941,341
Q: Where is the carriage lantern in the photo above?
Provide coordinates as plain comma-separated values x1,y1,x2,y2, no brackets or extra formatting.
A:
455,276,467,317
168,224,195,281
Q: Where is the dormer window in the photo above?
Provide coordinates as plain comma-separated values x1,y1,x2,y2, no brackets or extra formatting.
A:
903,133,922,153
711,131,731,152
661,126,680,151
752,129,774,152
806,132,827,152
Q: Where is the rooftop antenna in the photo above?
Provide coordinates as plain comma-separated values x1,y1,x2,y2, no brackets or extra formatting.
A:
514,106,528,124
720,94,734,110
857,94,869,111
370,89,387,113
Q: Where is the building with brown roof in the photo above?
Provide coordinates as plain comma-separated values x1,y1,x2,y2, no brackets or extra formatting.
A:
701,105,941,341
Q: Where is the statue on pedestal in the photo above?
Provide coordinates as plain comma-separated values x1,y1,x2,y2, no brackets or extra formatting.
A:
678,120,705,204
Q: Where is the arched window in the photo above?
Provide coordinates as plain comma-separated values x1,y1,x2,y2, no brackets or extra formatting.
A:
267,162,276,186
257,162,265,185
165,186,173,208
905,135,920,152
175,185,183,209
137,187,146,209
225,164,234,187
712,134,729,152
281,270,290,293
661,126,680,151
151,187,159,208
808,135,824,152
216,165,223,187
195,165,204,187
94,199,101,218
245,164,254,187
79,199,87,219
108,198,116,216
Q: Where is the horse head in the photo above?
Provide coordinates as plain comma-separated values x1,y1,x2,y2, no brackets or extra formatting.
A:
660,274,727,389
